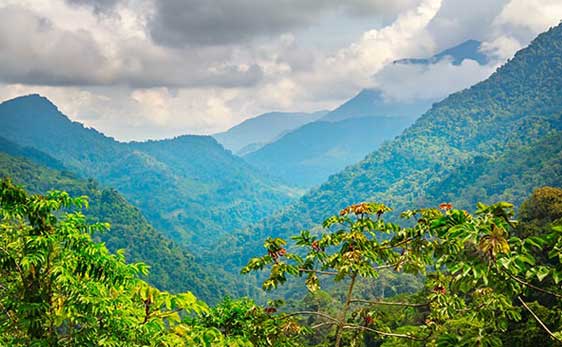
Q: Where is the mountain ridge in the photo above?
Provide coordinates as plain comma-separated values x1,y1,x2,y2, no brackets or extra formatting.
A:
222,23,562,272
244,115,416,187
213,110,327,154
0,95,296,251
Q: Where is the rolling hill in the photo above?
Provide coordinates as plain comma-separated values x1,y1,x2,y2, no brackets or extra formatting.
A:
0,95,297,250
0,142,232,302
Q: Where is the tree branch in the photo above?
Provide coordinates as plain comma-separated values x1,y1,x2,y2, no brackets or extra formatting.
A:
343,324,424,340
335,272,357,347
299,264,393,276
285,311,342,324
350,299,429,307
518,296,562,344
299,269,338,276
509,273,562,299
311,321,337,329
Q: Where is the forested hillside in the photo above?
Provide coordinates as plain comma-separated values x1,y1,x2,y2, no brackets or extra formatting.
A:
0,96,296,249
240,40,492,188
0,147,231,302
229,23,562,269
244,115,415,187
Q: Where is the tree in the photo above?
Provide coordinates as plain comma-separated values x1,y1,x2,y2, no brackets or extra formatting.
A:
243,197,562,346
0,178,217,346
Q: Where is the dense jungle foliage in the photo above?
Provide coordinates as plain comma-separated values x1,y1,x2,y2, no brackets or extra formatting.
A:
0,149,233,302
2,179,561,346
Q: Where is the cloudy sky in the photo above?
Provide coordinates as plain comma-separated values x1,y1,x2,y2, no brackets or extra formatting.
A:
0,0,560,140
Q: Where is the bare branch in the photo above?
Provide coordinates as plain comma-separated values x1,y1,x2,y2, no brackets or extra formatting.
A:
509,274,562,299
518,296,562,344
285,311,342,324
299,264,393,277
311,321,337,329
350,299,429,307
299,269,338,276
343,324,424,340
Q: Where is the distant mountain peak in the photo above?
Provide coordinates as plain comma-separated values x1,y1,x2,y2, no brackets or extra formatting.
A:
3,94,58,109
393,39,489,66
213,110,327,154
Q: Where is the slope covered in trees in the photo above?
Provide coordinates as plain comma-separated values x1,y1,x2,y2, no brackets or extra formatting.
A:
0,180,308,346
0,149,231,302
244,116,415,187
3,176,562,346
423,132,562,209
230,23,562,268
0,96,296,249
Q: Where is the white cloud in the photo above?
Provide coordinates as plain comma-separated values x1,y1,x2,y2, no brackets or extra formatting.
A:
0,0,561,140
374,58,497,102
495,0,562,35
482,0,562,60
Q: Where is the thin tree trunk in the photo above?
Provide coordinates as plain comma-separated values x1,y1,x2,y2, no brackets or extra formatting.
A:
335,272,357,347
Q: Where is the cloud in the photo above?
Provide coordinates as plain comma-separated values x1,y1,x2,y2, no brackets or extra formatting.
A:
0,6,112,86
373,58,497,102
280,0,443,103
65,0,121,13
494,0,562,36
148,0,421,47
475,0,562,61
425,0,507,50
0,5,263,88
1,0,561,141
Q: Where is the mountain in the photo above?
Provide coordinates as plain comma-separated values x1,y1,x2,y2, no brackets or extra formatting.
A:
213,111,327,154
321,89,431,123
321,40,489,123
0,136,65,171
0,95,296,251
0,145,231,302
226,24,562,270
244,115,415,187
393,39,489,66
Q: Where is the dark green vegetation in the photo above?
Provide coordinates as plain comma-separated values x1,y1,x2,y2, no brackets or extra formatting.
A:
0,95,296,250
1,22,561,347
3,179,561,346
245,116,415,187
243,189,562,346
0,147,231,302
235,24,562,267
213,111,327,155
0,180,305,346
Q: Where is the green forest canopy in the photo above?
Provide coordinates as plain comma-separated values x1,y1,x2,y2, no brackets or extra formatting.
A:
2,178,562,346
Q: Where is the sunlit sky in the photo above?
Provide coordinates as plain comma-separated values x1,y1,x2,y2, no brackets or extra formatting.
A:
0,0,560,140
